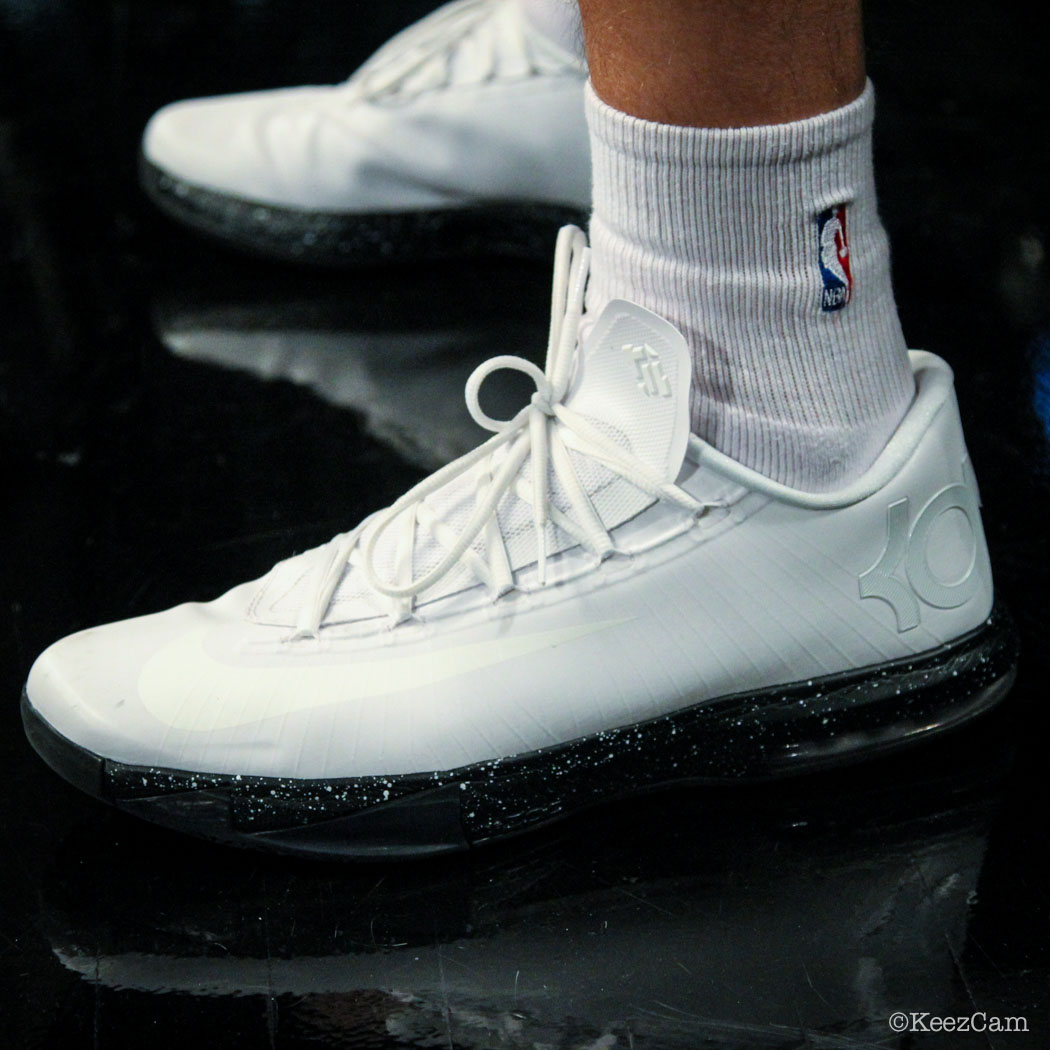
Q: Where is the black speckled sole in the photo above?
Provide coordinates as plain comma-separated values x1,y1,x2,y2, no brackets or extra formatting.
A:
139,156,590,266
22,603,1017,860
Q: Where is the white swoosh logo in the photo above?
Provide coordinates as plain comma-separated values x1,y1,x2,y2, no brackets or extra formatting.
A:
138,619,629,732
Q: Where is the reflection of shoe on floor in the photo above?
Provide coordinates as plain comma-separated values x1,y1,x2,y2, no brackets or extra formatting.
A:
23,227,1016,860
43,788,992,1045
141,0,589,264
153,268,548,469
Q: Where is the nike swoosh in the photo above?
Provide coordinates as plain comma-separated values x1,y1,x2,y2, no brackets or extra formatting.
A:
138,619,630,732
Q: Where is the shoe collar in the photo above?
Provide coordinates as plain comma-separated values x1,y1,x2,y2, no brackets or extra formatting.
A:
685,350,955,510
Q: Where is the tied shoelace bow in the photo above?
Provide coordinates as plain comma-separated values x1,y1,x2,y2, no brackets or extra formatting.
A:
292,226,706,640
344,0,565,103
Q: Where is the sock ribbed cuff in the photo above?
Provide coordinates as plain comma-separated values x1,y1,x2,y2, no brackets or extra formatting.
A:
586,79,874,167
584,79,914,492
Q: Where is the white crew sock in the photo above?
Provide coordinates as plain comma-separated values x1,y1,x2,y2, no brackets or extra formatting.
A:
584,80,914,493
517,0,584,59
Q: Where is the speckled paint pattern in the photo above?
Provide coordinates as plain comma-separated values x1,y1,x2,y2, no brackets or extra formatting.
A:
22,603,1016,857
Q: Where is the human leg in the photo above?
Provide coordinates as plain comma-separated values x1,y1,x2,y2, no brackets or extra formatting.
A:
579,0,913,492
578,0,864,127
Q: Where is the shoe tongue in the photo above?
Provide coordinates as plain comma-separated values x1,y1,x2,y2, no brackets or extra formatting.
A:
250,300,694,629
564,299,692,481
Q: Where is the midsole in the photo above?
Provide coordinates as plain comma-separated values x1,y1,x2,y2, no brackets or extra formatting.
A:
139,156,589,264
23,603,1017,848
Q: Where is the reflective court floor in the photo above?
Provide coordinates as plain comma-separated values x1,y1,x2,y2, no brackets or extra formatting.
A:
1,1,1049,1047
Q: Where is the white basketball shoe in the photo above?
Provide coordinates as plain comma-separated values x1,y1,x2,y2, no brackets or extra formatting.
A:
140,0,590,264
23,227,1015,858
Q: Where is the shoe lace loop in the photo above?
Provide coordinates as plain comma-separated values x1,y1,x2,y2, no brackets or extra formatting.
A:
291,226,705,639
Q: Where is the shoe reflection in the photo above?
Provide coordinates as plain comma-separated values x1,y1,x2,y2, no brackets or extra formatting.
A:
40,720,1013,1049
151,258,553,470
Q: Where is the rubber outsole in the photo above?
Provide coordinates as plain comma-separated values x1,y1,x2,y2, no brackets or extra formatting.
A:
139,156,590,267
21,603,1018,860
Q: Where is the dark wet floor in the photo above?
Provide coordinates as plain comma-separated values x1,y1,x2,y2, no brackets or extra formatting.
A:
2,1,1049,1047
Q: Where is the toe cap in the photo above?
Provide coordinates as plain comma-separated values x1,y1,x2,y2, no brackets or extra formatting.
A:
142,87,341,208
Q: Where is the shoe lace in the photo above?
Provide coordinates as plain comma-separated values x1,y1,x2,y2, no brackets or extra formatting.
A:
344,0,572,103
292,226,706,639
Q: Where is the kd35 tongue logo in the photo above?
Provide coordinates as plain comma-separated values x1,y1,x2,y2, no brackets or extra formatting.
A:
623,343,672,398
859,463,982,631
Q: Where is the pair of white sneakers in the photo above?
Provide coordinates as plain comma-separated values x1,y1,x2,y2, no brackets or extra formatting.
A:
22,1,1016,859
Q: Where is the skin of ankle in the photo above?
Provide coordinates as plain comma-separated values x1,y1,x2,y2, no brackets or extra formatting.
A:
577,0,866,128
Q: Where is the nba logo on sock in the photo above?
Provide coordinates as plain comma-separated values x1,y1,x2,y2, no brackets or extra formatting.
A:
817,205,853,311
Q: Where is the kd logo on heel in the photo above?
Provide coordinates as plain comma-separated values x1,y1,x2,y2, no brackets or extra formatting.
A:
859,463,982,632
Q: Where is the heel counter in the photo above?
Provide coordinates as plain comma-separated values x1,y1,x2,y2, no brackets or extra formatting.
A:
896,384,994,637
853,373,994,645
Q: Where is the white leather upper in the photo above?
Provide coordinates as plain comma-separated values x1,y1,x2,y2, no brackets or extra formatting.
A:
27,325,993,780
142,0,590,212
